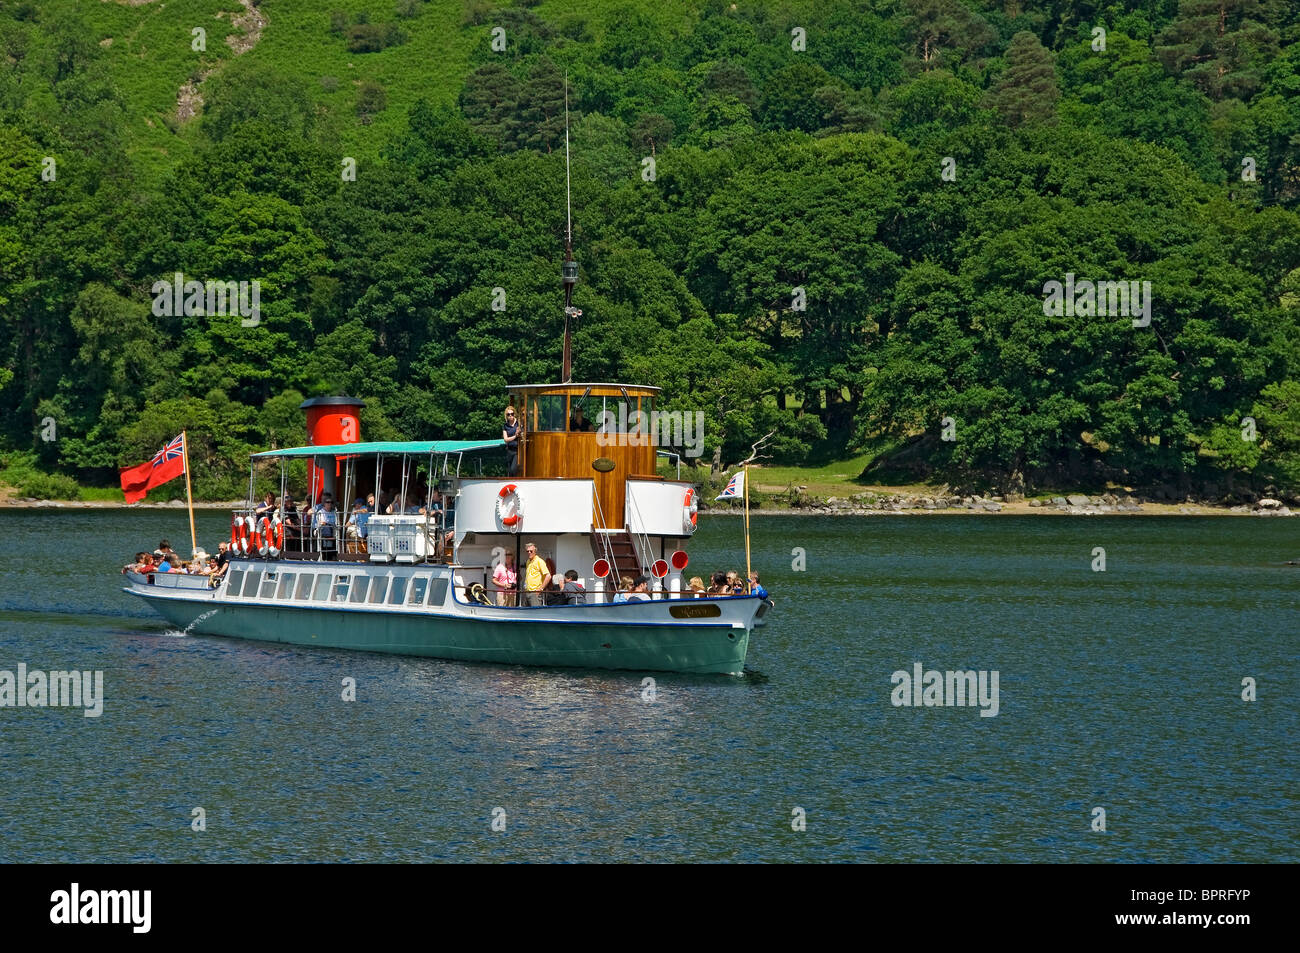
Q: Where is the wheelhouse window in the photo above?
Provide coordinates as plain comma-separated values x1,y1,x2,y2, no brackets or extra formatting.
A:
569,394,597,432
532,394,566,432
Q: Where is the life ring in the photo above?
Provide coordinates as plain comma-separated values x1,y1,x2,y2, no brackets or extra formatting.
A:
496,483,522,529
683,487,698,533
257,517,272,556
236,515,250,555
230,517,240,551
245,515,259,556
268,517,283,556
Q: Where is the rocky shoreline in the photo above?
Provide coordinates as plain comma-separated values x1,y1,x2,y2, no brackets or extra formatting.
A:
706,489,1296,516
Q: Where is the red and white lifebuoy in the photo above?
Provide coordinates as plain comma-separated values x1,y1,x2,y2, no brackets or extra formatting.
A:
496,483,522,529
231,517,240,551
257,517,273,556
236,516,250,555
249,516,263,555
268,517,284,556
682,487,698,533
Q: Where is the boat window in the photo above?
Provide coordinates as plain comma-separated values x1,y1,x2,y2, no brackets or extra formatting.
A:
569,394,597,432
349,576,370,603
533,394,566,432
368,577,389,603
388,576,407,604
596,396,640,434
312,574,331,601
227,569,244,594
259,572,278,599
331,575,350,602
408,576,429,605
427,576,449,606
294,574,313,600
276,573,295,599
242,570,261,598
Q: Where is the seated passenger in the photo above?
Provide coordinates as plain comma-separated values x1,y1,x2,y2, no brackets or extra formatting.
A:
747,571,768,599
707,571,728,595
627,575,652,601
154,550,174,573
569,406,593,432
686,576,706,597
562,570,586,605
611,575,634,604
255,491,276,517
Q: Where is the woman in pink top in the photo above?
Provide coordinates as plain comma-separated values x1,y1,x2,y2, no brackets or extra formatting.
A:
492,551,518,606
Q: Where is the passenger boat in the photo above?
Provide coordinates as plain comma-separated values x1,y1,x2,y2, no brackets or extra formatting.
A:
122,388,764,674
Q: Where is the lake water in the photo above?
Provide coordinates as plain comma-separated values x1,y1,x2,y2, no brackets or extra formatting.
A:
0,509,1295,862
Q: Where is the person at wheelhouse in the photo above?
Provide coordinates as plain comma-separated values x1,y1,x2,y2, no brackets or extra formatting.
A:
502,406,521,476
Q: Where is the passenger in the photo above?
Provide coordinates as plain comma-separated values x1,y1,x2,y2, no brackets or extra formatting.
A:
255,491,276,517
521,542,551,606
492,552,518,606
569,405,593,432
279,494,300,549
747,571,768,599
562,569,586,605
687,576,706,597
212,542,231,580
122,551,149,574
611,575,634,604
627,575,652,601
503,406,521,477
346,498,369,542
707,571,728,595
543,579,566,606
154,549,174,573
299,501,314,548
316,497,338,559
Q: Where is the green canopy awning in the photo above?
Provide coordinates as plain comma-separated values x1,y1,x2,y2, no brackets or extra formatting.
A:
252,440,504,459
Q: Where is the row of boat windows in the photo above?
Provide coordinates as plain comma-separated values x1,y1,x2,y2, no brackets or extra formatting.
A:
225,568,449,607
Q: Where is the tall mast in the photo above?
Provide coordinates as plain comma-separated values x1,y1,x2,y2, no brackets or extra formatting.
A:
561,74,578,383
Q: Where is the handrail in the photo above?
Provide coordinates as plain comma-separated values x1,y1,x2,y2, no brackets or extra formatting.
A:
590,485,619,597
623,490,655,578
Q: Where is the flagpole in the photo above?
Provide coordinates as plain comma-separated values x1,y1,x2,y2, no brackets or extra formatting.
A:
182,430,197,558
743,465,751,581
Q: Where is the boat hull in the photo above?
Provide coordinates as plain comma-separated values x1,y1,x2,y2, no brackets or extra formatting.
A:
127,586,753,675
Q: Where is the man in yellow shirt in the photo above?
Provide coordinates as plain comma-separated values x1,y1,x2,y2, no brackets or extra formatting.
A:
522,542,551,606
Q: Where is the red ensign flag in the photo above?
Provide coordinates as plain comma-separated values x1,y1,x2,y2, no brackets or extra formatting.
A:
120,434,186,503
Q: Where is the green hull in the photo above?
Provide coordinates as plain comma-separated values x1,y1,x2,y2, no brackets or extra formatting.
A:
134,593,752,675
